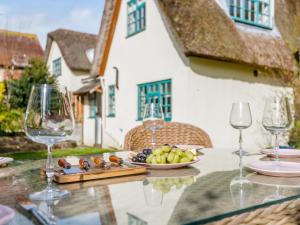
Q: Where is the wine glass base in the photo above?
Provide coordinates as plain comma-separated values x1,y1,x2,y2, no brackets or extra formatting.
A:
30,187,70,201
232,150,250,156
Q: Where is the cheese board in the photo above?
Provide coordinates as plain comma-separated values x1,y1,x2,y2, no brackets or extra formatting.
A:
41,155,148,184
42,165,147,184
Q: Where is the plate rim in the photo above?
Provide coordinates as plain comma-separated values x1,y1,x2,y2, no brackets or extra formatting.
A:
128,157,200,169
245,161,300,175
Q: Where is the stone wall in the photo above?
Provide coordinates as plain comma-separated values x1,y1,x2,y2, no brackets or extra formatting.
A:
0,136,77,153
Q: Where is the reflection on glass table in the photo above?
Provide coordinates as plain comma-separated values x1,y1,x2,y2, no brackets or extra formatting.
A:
35,199,59,225
247,173,300,203
143,176,196,207
230,154,253,208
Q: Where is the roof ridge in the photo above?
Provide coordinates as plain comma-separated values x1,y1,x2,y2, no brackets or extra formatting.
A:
50,28,98,37
0,29,38,39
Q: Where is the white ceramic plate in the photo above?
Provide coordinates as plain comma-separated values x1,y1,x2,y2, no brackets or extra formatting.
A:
261,149,300,158
0,205,15,225
129,157,200,170
0,157,13,167
246,161,300,177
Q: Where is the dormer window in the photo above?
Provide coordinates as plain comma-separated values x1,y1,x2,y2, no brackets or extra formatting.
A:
228,0,272,29
127,0,146,37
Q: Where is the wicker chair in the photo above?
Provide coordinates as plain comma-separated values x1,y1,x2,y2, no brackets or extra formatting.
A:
123,121,212,151
208,198,300,225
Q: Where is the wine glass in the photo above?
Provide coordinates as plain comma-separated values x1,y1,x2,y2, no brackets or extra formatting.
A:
230,102,252,156
143,102,164,149
262,96,292,161
24,84,75,200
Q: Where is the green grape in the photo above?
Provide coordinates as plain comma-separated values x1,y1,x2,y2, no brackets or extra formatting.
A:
173,155,180,163
164,152,169,158
185,151,194,161
152,157,158,164
180,157,190,163
146,154,154,163
156,155,162,164
175,148,183,156
161,155,167,164
153,148,163,155
161,146,171,152
167,152,175,162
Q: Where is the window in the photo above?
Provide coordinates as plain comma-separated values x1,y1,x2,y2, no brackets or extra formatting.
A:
138,79,172,121
228,0,271,28
108,85,116,117
52,58,62,76
89,93,97,118
127,0,146,37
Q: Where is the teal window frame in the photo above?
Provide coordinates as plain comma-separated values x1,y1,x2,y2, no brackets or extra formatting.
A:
52,58,62,76
228,0,272,29
108,85,116,117
127,0,146,37
137,79,172,121
88,93,97,118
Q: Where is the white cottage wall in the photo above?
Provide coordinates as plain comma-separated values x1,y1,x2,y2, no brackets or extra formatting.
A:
47,40,92,145
102,0,292,150
47,41,89,92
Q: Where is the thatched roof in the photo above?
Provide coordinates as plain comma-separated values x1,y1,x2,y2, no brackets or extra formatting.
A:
45,29,98,72
0,29,43,68
157,0,298,73
91,0,119,76
94,0,300,76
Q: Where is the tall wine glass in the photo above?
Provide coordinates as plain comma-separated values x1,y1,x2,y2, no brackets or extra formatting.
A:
143,103,164,149
262,96,292,161
24,84,75,200
230,102,252,156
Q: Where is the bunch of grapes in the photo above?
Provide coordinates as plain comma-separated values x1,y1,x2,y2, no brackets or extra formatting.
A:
132,149,152,163
145,146,195,164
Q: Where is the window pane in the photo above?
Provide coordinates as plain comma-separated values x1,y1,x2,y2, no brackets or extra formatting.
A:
138,80,172,121
127,1,146,36
229,0,271,28
108,85,115,116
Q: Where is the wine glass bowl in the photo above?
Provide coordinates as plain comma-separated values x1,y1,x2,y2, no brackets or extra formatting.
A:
25,84,75,200
262,96,292,161
230,102,252,156
143,103,164,149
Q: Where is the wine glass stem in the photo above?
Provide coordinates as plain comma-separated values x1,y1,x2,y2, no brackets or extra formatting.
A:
46,144,54,192
151,130,156,149
274,134,279,161
239,154,243,179
239,129,243,155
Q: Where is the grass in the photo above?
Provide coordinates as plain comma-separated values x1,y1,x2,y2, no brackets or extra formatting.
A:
0,147,115,160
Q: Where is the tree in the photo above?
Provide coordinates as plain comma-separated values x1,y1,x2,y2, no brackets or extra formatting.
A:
8,59,57,109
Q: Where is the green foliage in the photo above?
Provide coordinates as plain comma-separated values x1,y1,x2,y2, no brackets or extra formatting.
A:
0,103,24,135
8,59,57,109
289,120,300,148
0,148,115,160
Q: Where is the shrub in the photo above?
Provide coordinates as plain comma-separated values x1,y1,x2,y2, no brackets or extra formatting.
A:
0,104,24,135
8,59,57,109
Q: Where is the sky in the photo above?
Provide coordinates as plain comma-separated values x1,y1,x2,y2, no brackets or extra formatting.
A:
0,0,105,48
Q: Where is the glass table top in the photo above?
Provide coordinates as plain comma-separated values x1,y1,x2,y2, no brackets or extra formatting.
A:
2,148,300,225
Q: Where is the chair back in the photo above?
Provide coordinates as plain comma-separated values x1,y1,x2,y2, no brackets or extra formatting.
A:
123,121,212,151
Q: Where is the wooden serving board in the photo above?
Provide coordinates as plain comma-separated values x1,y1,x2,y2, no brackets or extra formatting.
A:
49,165,147,184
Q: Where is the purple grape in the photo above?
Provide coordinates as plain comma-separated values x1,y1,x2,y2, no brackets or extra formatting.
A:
132,157,137,162
146,149,152,155
143,149,152,155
